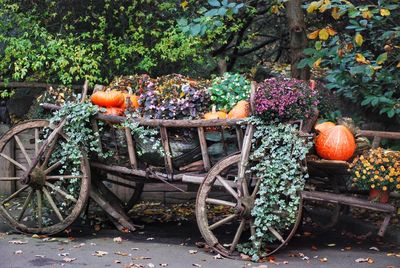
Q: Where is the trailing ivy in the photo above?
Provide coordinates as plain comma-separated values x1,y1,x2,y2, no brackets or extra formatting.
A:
237,117,312,261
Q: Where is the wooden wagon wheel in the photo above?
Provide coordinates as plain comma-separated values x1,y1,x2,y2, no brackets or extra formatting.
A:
0,120,90,235
196,153,303,258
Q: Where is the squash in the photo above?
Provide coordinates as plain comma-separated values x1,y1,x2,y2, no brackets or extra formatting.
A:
314,121,335,134
120,93,140,110
103,107,124,116
315,125,356,161
228,100,250,119
204,106,227,120
91,90,124,107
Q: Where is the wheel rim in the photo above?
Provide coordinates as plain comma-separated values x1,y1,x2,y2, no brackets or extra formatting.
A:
0,120,90,235
196,153,303,258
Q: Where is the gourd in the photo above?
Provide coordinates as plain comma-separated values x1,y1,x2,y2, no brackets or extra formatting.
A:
120,93,140,110
315,125,356,161
91,90,124,107
227,100,250,119
314,121,335,134
204,106,227,120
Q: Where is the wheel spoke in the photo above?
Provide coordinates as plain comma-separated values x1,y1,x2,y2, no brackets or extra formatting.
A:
46,175,83,180
41,134,59,169
209,214,236,230
14,134,32,166
17,190,34,222
268,226,285,243
216,175,238,200
0,177,21,181
206,198,236,207
44,162,62,174
36,190,43,229
0,153,26,171
1,186,29,204
45,182,77,203
251,178,262,199
42,188,64,222
230,219,246,253
241,176,249,197
35,128,40,156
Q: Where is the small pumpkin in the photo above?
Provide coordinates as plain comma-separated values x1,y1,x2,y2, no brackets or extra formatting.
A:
204,105,227,120
120,93,140,110
315,125,356,161
228,100,250,119
314,121,335,134
103,107,124,116
91,90,125,107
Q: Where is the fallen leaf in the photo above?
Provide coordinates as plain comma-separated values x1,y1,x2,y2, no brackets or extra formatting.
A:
115,251,129,256
327,243,336,247
146,237,154,241
240,253,251,261
73,243,86,248
114,260,121,264
93,251,108,257
311,245,318,251
355,257,373,263
320,257,328,262
35,255,45,258
192,264,201,267
369,247,379,251
189,250,197,254
113,237,123,243
213,254,224,259
283,261,289,264
58,253,70,257
90,243,97,246
9,240,28,244
63,257,76,263
132,256,151,260
14,250,23,255
160,264,168,267
253,265,268,268
147,264,155,268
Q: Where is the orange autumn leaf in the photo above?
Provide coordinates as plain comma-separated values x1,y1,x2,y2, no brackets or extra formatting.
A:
331,7,341,19
345,43,354,51
362,10,373,19
326,27,337,36
397,62,400,68
308,30,320,39
355,53,370,64
313,58,322,68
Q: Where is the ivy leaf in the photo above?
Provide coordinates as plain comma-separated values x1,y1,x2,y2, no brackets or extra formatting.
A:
355,33,364,46
307,30,319,40
319,29,329,40
208,0,221,7
376,52,387,65
380,8,390,16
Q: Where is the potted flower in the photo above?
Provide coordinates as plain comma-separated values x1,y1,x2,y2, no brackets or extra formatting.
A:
350,148,400,203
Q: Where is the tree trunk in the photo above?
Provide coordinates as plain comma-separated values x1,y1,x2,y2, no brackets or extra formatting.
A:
286,0,310,80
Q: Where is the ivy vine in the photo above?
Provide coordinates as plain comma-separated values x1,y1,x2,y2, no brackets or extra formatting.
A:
238,117,312,261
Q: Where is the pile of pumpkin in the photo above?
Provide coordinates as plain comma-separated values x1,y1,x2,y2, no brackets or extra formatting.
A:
91,89,251,120
91,90,140,116
314,121,357,161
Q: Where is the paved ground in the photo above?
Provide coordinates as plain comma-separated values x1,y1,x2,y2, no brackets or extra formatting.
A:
0,216,399,268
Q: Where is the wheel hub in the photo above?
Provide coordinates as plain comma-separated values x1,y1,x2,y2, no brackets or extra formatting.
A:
29,168,46,189
237,196,254,218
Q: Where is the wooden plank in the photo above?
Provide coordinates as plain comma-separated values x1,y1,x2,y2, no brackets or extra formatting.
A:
371,136,382,149
197,127,211,171
301,191,395,213
182,174,237,188
235,126,243,150
159,126,173,175
358,130,400,140
0,138,15,195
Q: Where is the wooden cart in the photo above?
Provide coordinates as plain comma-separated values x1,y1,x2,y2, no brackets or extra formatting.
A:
0,82,398,258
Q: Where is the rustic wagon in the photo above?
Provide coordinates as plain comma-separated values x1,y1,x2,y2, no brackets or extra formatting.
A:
0,81,398,259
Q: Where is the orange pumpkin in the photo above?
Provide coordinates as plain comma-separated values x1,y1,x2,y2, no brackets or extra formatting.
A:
314,121,335,134
204,106,227,120
315,125,356,161
91,90,124,107
103,107,124,116
120,93,140,110
228,100,250,119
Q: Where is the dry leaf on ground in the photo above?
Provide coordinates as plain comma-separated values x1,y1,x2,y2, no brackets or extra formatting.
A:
63,257,76,263
93,250,108,257
8,240,28,244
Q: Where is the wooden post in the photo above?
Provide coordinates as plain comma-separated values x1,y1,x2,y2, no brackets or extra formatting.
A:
159,127,173,176
0,137,15,195
125,127,138,169
235,126,243,150
197,127,211,171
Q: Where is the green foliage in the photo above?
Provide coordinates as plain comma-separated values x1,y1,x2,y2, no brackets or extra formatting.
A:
0,89,14,98
208,72,250,111
0,0,210,84
238,117,312,261
302,0,400,122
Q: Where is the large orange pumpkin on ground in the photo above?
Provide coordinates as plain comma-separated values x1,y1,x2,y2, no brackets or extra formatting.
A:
314,121,335,134
91,90,124,107
228,100,250,119
315,125,356,161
